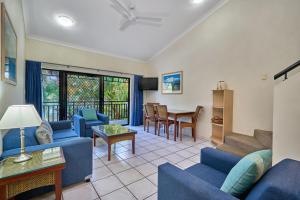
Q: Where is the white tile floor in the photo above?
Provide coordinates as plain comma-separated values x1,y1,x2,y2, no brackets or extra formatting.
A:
32,126,214,200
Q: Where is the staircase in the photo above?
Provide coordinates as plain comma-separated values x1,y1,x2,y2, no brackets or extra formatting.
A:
217,129,272,156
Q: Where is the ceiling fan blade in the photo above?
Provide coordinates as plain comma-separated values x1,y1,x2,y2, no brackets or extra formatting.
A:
111,0,132,17
134,11,169,18
136,16,162,22
110,4,129,19
136,20,162,27
120,19,133,30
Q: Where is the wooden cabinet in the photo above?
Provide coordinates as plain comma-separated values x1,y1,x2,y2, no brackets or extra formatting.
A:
211,90,233,145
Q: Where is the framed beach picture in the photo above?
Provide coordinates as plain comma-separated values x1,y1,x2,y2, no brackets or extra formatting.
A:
161,71,183,94
1,3,17,85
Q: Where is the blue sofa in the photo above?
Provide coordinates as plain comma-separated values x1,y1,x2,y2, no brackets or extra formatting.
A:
1,120,93,199
158,147,300,200
73,110,109,137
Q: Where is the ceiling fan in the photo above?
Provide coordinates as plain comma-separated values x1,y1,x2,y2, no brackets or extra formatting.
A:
110,0,164,31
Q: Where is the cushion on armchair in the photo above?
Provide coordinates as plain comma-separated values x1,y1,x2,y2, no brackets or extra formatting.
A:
221,150,272,197
85,120,104,129
82,109,98,121
185,163,227,188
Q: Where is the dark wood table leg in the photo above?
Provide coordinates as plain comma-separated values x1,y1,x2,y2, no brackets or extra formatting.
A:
0,184,6,200
108,143,111,161
93,132,96,147
132,136,135,154
174,115,177,141
55,170,62,200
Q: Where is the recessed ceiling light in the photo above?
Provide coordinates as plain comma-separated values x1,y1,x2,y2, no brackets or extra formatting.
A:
192,0,204,4
55,15,75,27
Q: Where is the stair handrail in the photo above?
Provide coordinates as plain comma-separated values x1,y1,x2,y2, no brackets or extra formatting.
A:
274,60,300,80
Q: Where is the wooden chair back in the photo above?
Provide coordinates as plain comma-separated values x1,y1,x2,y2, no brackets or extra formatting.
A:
145,104,156,118
156,105,168,120
193,105,204,122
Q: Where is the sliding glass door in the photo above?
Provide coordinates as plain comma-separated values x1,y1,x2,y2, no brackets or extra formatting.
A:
41,67,130,125
104,76,130,125
66,73,100,119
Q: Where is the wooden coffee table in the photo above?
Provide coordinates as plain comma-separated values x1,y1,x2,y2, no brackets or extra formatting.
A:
92,125,137,161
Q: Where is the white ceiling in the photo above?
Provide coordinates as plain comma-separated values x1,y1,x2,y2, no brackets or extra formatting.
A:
22,0,225,62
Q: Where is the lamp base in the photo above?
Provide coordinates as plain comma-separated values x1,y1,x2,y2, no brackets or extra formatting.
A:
14,153,32,163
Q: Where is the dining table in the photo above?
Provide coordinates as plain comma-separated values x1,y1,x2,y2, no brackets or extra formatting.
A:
168,109,195,141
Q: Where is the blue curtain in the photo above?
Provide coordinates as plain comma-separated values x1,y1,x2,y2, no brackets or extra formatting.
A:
25,60,42,116
131,75,144,126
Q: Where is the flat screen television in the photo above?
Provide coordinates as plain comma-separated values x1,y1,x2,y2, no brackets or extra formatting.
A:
139,77,158,90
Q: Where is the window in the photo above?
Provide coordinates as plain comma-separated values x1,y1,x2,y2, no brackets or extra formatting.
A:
41,66,130,125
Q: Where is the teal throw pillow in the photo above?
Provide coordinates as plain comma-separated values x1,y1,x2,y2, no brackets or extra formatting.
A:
221,149,272,197
82,109,98,121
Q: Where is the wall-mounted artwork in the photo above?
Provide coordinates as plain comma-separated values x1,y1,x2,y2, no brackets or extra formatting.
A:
161,71,183,94
1,3,17,85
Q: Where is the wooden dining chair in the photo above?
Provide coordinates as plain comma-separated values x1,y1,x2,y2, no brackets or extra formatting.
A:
144,104,158,134
179,105,204,141
155,105,174,139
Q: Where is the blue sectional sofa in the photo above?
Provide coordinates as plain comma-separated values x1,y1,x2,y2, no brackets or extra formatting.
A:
74,110,109,137
158,147,300,200
1,120,93,199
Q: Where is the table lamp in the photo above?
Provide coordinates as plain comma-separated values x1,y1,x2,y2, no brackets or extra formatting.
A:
0,105,42,163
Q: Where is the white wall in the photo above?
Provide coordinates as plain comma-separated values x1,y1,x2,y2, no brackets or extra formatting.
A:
273,71,300,164
146,0,300,139
0,0,26,154
26,38,151,76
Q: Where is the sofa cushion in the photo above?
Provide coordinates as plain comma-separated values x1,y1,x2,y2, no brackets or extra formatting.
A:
35,121,54,144
3,127,39,151
53,129,78,141
221,150,272,197
82,109,98,121
36,126,53,144
185,163,227,188
85,120,104,129
42,120,53,134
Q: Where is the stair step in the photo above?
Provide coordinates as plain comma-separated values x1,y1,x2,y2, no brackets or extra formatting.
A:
217,144,247,157
224,133,265,153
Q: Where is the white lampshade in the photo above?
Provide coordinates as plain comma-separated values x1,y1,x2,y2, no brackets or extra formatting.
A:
0,105,42,129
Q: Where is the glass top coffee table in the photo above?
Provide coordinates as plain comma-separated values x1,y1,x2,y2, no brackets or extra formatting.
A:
92,124,137,161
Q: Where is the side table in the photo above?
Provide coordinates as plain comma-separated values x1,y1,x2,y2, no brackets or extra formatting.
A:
0,147,65,200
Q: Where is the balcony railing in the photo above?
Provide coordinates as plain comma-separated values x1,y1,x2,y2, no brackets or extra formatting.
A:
42,100,129,123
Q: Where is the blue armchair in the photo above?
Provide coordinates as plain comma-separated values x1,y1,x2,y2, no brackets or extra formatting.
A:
1,120,93,199
158,147,300,200
73,109,109,137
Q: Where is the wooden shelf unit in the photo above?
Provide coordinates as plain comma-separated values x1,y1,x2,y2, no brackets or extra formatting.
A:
211,90,233,145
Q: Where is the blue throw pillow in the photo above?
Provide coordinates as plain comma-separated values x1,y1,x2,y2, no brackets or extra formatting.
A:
221,149,272,197
82,109,98,121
